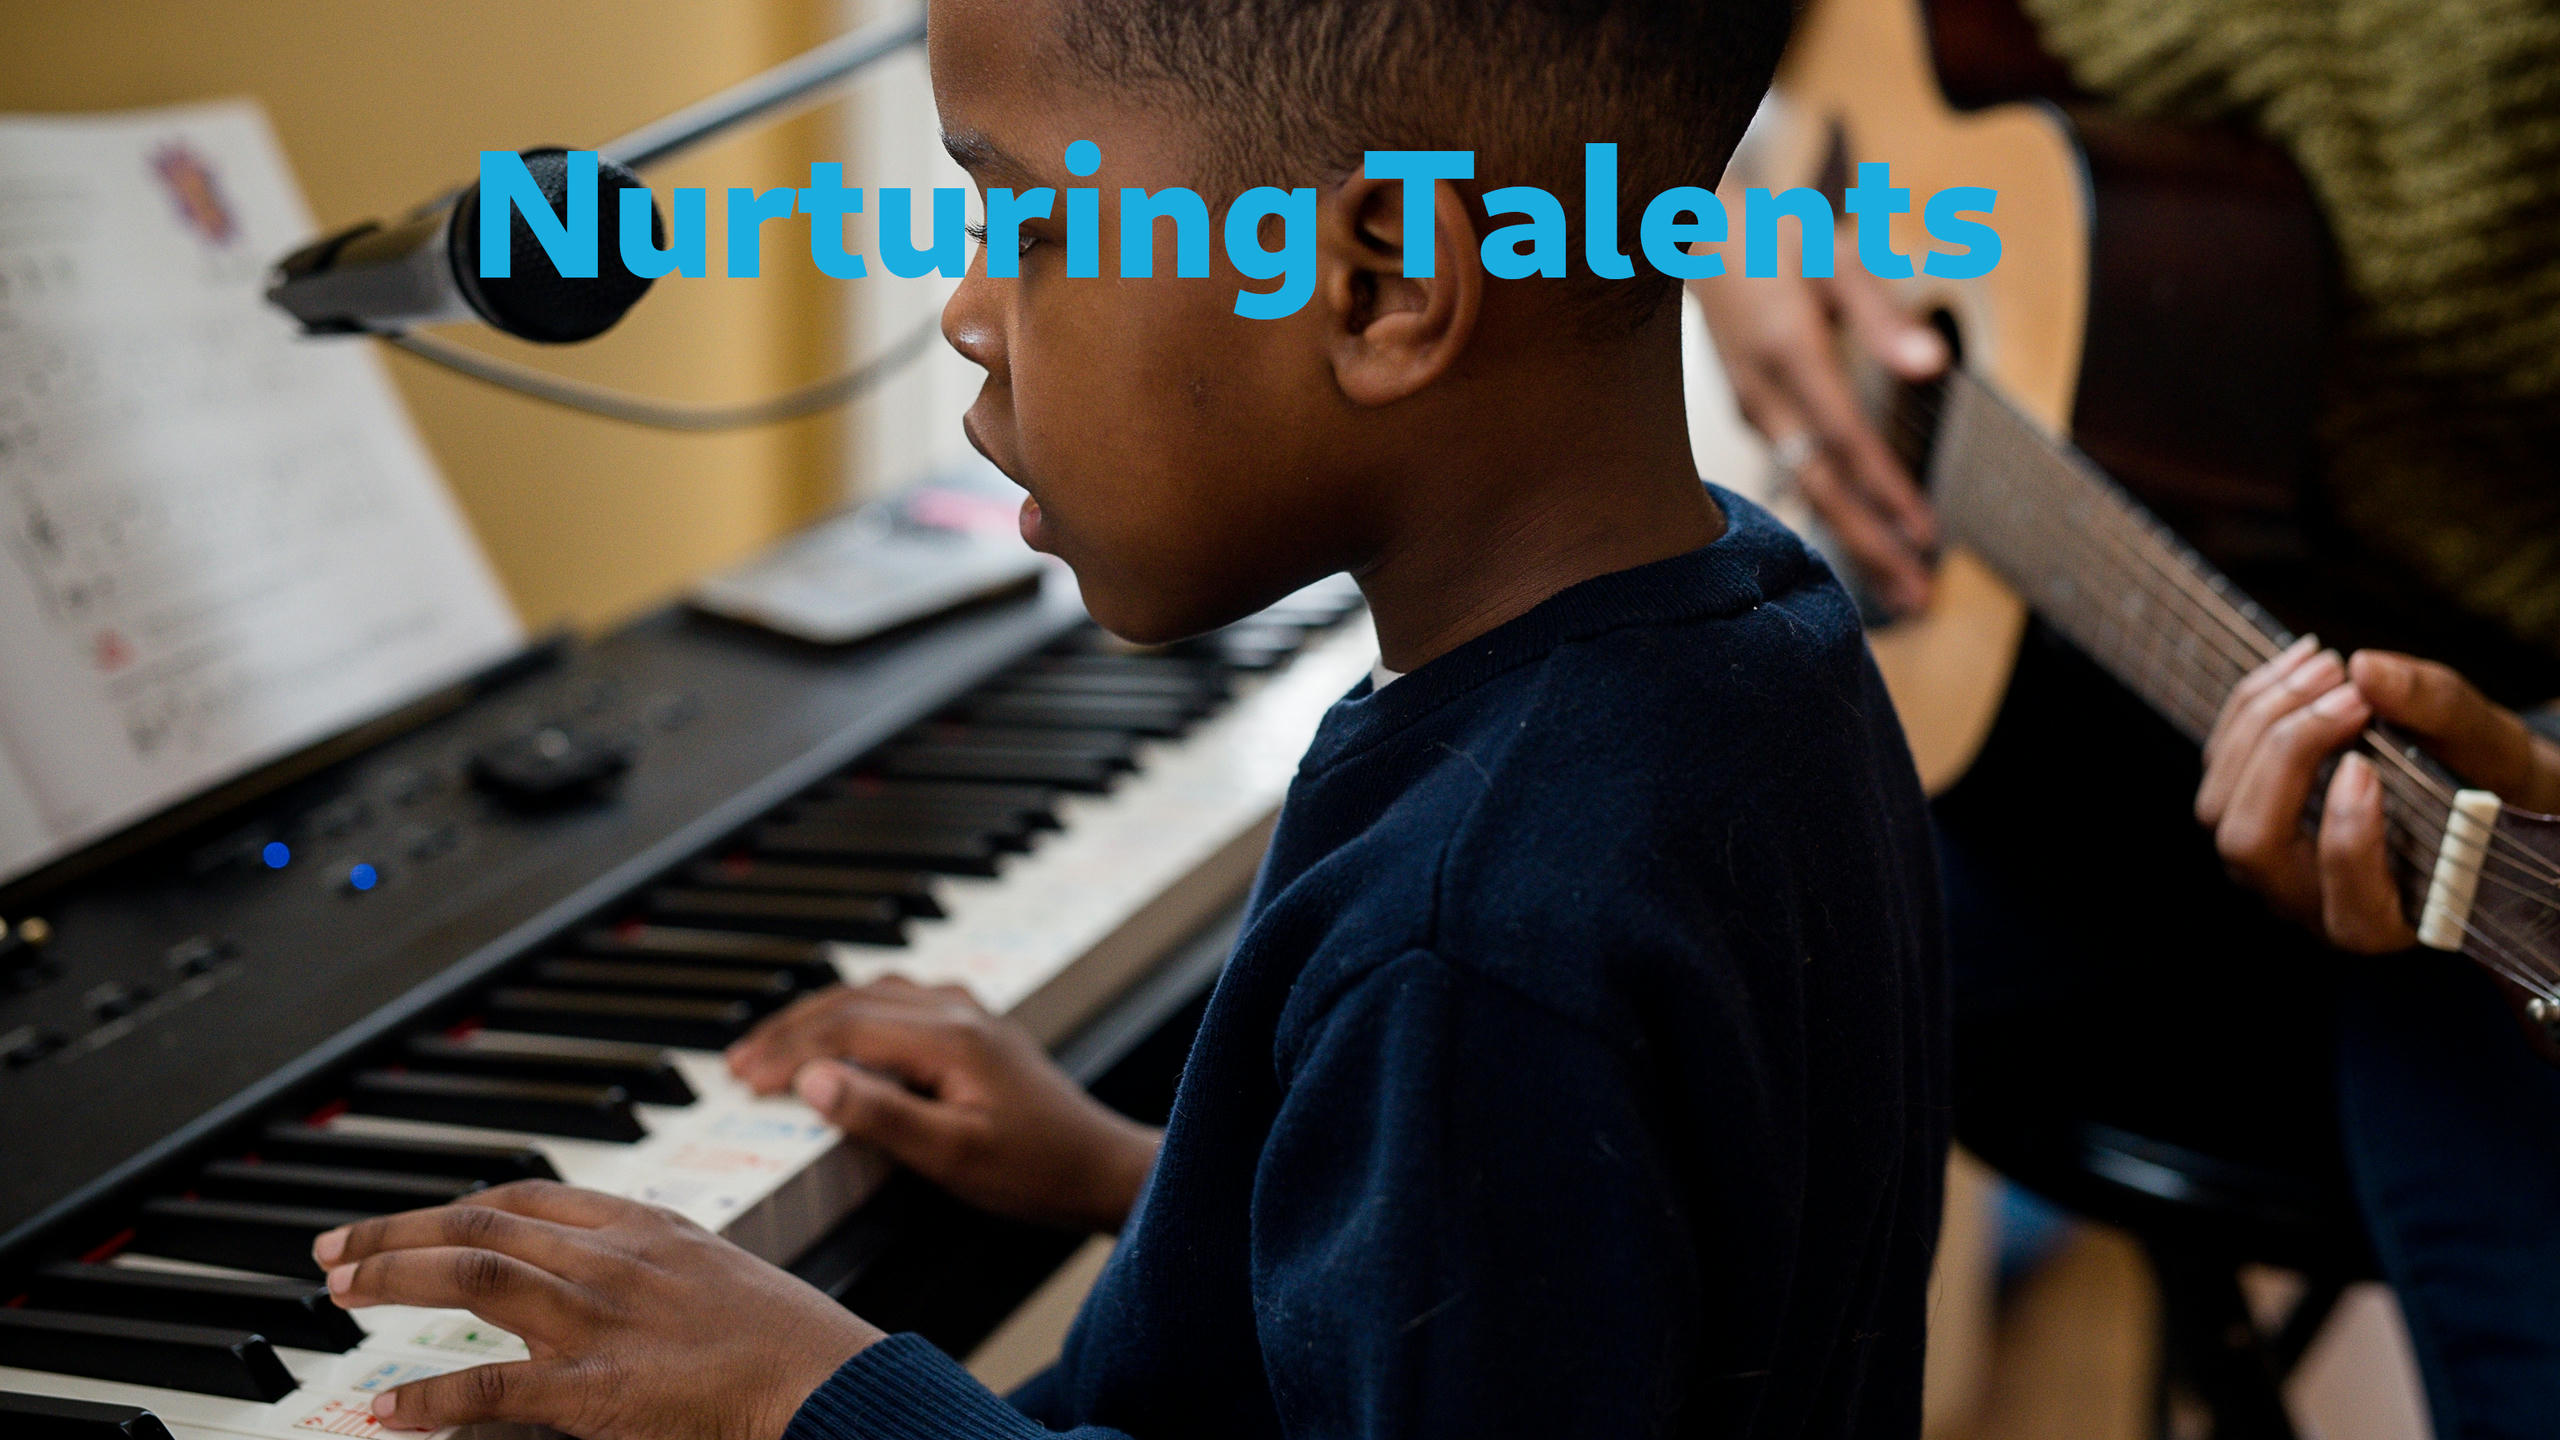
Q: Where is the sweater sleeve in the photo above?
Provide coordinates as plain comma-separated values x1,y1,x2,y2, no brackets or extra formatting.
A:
783,1334,1128,1440
1249,949,1710,1438
784,948,1716,1440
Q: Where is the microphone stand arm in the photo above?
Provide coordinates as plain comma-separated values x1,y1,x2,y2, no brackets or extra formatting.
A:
602,9,926,172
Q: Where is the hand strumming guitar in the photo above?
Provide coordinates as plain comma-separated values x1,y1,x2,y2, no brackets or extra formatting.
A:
1689,200,1948,616
2199,641,2560,952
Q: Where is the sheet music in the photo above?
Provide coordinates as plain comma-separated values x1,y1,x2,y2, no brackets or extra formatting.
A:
0,101,523,885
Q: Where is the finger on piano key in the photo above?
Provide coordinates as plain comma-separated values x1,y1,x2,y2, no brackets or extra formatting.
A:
403,1032,696,1104
27,1262,364,1353
0,1310,295,1403
750,820,1006,875
193,1160,482,1215
131,1197,373,1280
680,858,948,918
482,988,759,1051
0,1389,177,1439
638,887,908,943
812,778,1065,830
348,1069,647,1142
869,744,1120,792
574,926,852,985
254,1123,560,1182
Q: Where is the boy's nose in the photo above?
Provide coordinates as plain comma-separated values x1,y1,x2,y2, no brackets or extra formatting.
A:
942,268,1005,380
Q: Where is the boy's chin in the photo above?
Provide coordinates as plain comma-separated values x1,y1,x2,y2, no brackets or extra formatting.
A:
1078,575,1272,650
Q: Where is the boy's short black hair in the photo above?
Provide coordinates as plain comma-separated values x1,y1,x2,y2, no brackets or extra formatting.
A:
1060,0,1797,327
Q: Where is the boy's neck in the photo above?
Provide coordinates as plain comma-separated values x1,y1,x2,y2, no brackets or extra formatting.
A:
1353,322,1723,674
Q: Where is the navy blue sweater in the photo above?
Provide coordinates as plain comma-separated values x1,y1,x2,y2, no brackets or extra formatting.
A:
787,490,1947,1439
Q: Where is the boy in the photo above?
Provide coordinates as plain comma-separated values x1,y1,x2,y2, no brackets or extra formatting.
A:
310,0,1948,1436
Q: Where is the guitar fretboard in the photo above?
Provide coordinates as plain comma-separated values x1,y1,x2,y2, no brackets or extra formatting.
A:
1926,371,2290,743
1915,371,2560,997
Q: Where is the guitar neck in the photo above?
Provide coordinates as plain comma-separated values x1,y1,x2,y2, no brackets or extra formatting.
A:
1922,370,2471,922
1925,371,2290,742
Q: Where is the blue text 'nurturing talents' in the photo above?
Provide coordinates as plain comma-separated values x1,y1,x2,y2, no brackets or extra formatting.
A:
481,143,2002,320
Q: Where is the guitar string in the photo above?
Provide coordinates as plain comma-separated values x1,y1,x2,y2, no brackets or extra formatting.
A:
1952,435,2560,897
1873,388,2560,897
1865,392,2560,922
1881,381,2492,822
1930,442,2560,908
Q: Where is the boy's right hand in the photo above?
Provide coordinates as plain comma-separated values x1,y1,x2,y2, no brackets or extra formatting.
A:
1689,246,1948,615
726,977,1162,1235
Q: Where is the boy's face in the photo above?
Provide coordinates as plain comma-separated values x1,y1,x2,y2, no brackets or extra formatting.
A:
930,0,1380,643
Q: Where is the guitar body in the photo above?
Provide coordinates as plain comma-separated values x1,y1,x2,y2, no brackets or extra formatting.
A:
1761,0,2331,792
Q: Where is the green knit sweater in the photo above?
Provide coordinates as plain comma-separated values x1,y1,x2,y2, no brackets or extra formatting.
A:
2024,0,2560,660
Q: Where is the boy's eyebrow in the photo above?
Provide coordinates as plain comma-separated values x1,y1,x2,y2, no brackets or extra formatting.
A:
941,128,1038,184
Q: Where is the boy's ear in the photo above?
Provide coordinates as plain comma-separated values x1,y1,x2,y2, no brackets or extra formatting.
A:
1318,173,1483,408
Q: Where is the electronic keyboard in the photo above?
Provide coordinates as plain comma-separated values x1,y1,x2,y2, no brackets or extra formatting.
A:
0,572,1374,1439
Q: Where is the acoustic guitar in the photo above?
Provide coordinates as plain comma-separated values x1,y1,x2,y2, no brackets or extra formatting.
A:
1754,0,2560,1017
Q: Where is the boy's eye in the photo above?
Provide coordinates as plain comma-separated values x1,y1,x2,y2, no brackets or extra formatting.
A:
963,221,1037,256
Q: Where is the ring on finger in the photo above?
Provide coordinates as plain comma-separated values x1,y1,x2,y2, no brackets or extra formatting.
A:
1767,432,1817,500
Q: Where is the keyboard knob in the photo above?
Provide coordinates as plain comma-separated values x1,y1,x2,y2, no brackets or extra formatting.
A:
469,725,630,807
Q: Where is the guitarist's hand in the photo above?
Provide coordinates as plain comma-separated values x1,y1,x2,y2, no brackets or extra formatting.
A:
1690,223,1947,615
2200,644,2560,952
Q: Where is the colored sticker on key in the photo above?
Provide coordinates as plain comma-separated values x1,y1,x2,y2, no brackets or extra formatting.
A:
295,1398,387,1435
349,1359,448,1393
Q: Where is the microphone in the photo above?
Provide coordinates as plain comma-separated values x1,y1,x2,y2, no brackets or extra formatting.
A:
266,148,660,344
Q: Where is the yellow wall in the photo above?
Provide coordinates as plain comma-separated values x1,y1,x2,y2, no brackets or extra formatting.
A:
0,0,850,630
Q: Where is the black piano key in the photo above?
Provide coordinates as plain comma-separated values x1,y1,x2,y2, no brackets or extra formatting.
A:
574,926,850,983
404,1032,696,1105
1002,661,1230,699
817,777,1064,822
529,956,802,1005
29,1262,365,1353
906,725,1140,767
349,1068,646,1142
956,691,1193,736
254,1123,560,1182
640,887,906,944
752,820,1005,875
0,1309,296,1403
195,1160,483,1214
682,858,947,918
484,988,756,1052
0,1390,177,1440
871,745,1120,792
131,1197,372,1280
782,797,1040,849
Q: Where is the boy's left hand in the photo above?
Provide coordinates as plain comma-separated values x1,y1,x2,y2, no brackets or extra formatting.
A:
313,1180,881,1439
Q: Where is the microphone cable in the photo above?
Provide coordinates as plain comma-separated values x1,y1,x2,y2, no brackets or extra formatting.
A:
379,312,945,431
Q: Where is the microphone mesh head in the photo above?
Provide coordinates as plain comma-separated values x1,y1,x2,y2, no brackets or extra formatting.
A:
450,149,658,343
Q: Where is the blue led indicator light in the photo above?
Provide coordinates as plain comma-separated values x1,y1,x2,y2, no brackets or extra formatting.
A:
261,841,291,869
347,863,379,892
